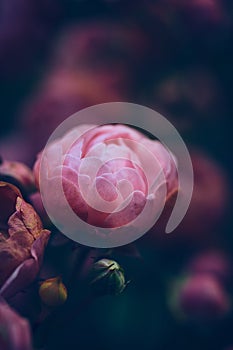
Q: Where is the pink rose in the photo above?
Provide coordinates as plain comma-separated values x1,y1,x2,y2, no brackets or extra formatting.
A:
34,124,178,240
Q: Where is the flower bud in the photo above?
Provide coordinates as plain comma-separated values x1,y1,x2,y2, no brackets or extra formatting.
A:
90,258,128,296
39,277,67,307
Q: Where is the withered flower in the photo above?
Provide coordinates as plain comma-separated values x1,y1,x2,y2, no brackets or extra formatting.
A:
0,182,50,299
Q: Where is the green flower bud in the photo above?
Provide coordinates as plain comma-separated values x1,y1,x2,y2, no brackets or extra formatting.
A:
39,277,67,307
90,258,128,296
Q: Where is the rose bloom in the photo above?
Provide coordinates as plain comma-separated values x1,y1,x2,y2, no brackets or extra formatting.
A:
34,124,178,232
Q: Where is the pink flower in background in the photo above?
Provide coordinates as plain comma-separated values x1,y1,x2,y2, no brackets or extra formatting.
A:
169,250,232,322
188,250,231,285
52,21,150,73
34,124,178,231
177,274,230,319
0,159,35,192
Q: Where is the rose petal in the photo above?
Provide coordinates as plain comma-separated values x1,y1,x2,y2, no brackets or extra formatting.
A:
105,190,146,228
96,176,118,201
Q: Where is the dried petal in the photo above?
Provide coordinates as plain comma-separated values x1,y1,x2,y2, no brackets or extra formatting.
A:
0,182,22,225
0,230,50,299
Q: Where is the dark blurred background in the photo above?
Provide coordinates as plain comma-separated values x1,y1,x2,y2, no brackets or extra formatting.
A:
0,1,233,349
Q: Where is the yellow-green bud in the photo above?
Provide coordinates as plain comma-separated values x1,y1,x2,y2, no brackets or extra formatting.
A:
90,258,128,296
39,277,67,307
